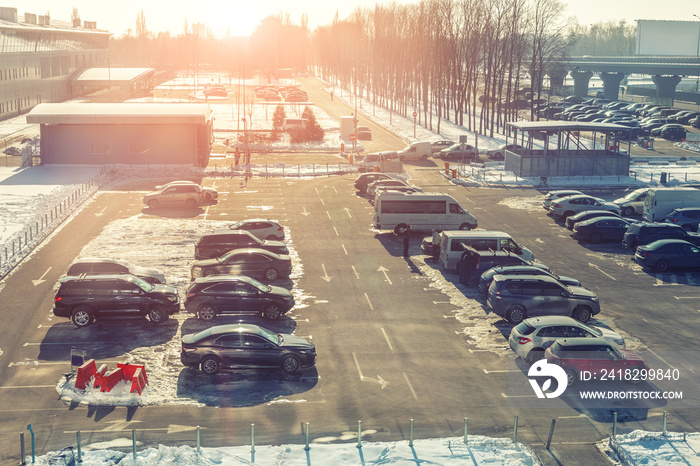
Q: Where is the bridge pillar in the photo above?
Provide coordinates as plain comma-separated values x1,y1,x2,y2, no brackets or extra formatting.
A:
547,69,567,96
599,72,626,101
652,75,682,106
570,70,593,97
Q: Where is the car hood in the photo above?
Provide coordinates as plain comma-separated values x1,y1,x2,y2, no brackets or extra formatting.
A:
613,197,632,205
130,265,166,284
262,240,288,251
558,276,581,287
568,285,597,299
152,283,178,295
280,334,314,350
269,285,293,299
192,258,220,268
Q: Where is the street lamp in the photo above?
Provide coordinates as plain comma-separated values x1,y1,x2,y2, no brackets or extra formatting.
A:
693,14,700,92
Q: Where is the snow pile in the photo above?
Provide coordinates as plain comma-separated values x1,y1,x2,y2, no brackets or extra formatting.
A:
605,430,700,465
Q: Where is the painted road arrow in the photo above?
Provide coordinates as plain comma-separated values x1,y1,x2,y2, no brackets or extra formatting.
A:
94,207,107,216
377,266,392,285
588,262,616,280
301,206,310,216
321,264,332,282
343,207,352,218
353,352,388,389
32,267,52,286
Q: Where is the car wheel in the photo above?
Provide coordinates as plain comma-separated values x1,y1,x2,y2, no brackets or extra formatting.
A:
573,306,592,323
148,199,159,209
200,356,221,375
394,224,410,235
263,303,282,320
148,306,169,324
203,268,216,277
421,155,428,161
197,304,217,321
589,232,602,244
655,259,669,273
526,349,545,364
71,306,94,328
622,206,635,217
506,305,526,324
565,369,577,386
185,198,197,209
282,355,301,373
458,223,472,231
263,268,280,281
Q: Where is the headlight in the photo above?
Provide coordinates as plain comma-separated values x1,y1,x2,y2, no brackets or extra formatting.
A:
613,338,625,346
590,297,599,302
167,295,178,302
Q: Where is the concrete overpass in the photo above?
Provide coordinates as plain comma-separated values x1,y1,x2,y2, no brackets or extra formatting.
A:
552,56,700,104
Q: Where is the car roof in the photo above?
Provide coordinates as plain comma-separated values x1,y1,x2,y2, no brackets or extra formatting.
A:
193,274,256,284
522,316,579,327
554,337,612,347
669,207,700,213
546,190,581,196
571,210,618,218
70,257,128,265
208,229,258,237
492,274,560,283
59,273,139,283
642,239,694,248
222,247,283,258
492,265,548,273
233,218,281,224
198,323,269,339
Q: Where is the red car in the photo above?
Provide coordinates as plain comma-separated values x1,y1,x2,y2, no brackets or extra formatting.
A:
545,338,648,386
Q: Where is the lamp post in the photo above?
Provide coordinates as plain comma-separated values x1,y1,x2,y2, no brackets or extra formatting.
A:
694,14,700,92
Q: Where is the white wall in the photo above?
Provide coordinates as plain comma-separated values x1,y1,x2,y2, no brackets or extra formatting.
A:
637,20,700,56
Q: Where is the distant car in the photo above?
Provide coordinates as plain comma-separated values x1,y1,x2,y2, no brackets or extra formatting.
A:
660,125,686,141
613,188,649,217
542,190,583,210
154,180,218,203
634,239,700,272
437,143,477,161
550,195,621,219
565,210,625,230
664,208,700,232
430,140,453,153
545,338,647,386
353,172,395,194
486,144,523,160
184,275,295,320
622,222,700,250
509,316,625,363
572,217,631,244
181,324,316,374
356,126,372,140
191,248,292,281
194,230,288,260
366,179,415,197
478,265,581,294
66,257,166,284
143,184,204,209
227,219,285,241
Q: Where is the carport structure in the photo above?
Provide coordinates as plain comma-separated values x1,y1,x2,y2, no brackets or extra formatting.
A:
503,121,632,178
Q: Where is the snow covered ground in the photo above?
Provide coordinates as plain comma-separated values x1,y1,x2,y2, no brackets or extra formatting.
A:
5,72,700,463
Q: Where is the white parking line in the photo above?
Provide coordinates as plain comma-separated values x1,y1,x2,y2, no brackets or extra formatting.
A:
403,373,418,400
352,266,360,279
342,244,348,255
364,293,374,311
333,226,339,236
380,328,393,351
326,211,331,219
320,199,325,206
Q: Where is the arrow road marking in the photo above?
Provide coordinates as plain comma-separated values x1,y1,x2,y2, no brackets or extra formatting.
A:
321,264,332,282
352,352,388,389
32,267,52,286
588,263,616,280
301,207,310,216
343,207,352,218
377,266,392,285
95,207,107,216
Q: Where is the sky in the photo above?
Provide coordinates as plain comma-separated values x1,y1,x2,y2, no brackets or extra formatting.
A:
13,0,700,38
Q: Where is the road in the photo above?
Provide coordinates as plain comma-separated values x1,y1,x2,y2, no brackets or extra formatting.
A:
1,79,700,465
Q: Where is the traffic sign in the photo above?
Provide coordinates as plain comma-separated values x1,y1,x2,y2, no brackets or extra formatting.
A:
412,111,417,117
350,134,356,141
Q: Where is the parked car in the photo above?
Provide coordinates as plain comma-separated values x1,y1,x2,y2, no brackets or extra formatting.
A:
155,180,218,203
353,172,395,194
181,324,316,374
544,338,647,386
191,248,292,281
53,274,180,328
478,264,581,294
572,217,632,244
366,179,416,197
437,143,478,161
542,190,583,210
565,210,625,230
356,126,372,140
613,188,649,217
691,116,700,129
357,151,399,172
486,275,600,324
660,125,687,141
430,140,454,153
509,316,625,363
634,239,700,272
184,275,294,320
227,219,285,241
486,144,523,160
622,222,700,250
66,257,166,284
194,230,288,260
143,183,204,209
550,195,621,219
664,208,700,232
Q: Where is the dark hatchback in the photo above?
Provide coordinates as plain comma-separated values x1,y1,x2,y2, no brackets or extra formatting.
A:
634,239,700,272
194,230,288,260
181,324,316,374
53,274,180,327
565,210,624,230
572,217,631,244
191,248,292,281
184,275,294,320
622,222,700,250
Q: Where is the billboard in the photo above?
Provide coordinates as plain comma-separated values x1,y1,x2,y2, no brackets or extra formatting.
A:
637,20,700,56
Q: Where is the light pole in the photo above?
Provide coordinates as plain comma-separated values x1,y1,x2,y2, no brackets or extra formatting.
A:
694,14,700,92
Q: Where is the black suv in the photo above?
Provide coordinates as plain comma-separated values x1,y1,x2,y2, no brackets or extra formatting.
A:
622,222,700,250
66,257,166,284
194,230,288,260
53,274,180,327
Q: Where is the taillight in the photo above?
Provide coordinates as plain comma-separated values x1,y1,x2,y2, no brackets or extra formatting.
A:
672,218,678,223
54,297,62,303
517,337,531,344
552,203,563,208
277,226,283,231
187,292,197,298
495,290,502,300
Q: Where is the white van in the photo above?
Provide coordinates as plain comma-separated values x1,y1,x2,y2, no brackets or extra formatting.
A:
438,231,534,271
358,151,399,173
373,192,478,233
398,142,432,161
643,187,700,222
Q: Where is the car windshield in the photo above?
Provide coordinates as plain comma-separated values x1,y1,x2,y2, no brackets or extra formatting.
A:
623,190,644,200
576,322,603,337
258,327,280,345
248,278,271,293
132,276,154,292
229,221,245,229
218,251,238,262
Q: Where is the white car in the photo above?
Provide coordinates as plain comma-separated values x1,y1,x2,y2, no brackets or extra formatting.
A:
366,179,415,197
227,219,285,241
509,316,625,363
550,194,621,219
542,190,583,210
613,188,649,217
156,180,218,203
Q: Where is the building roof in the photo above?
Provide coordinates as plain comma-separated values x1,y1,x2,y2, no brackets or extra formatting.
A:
72,68,155,85
26,103,212,125
506,121,630,132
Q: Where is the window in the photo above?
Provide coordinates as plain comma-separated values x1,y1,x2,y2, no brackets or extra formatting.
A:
90,143,111,155
242,335,267,348
128,142,149,155
216,335,242,347
538,326,568,338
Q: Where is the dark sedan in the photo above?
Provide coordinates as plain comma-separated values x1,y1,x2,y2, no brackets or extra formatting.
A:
634,239,700,272
181,324,316,374
191,248,292,281
565,210,625,230
572,217,631,244
184,275,295,320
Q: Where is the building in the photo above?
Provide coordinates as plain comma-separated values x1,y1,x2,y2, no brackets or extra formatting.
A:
0,6,110,120
26,103,214,167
